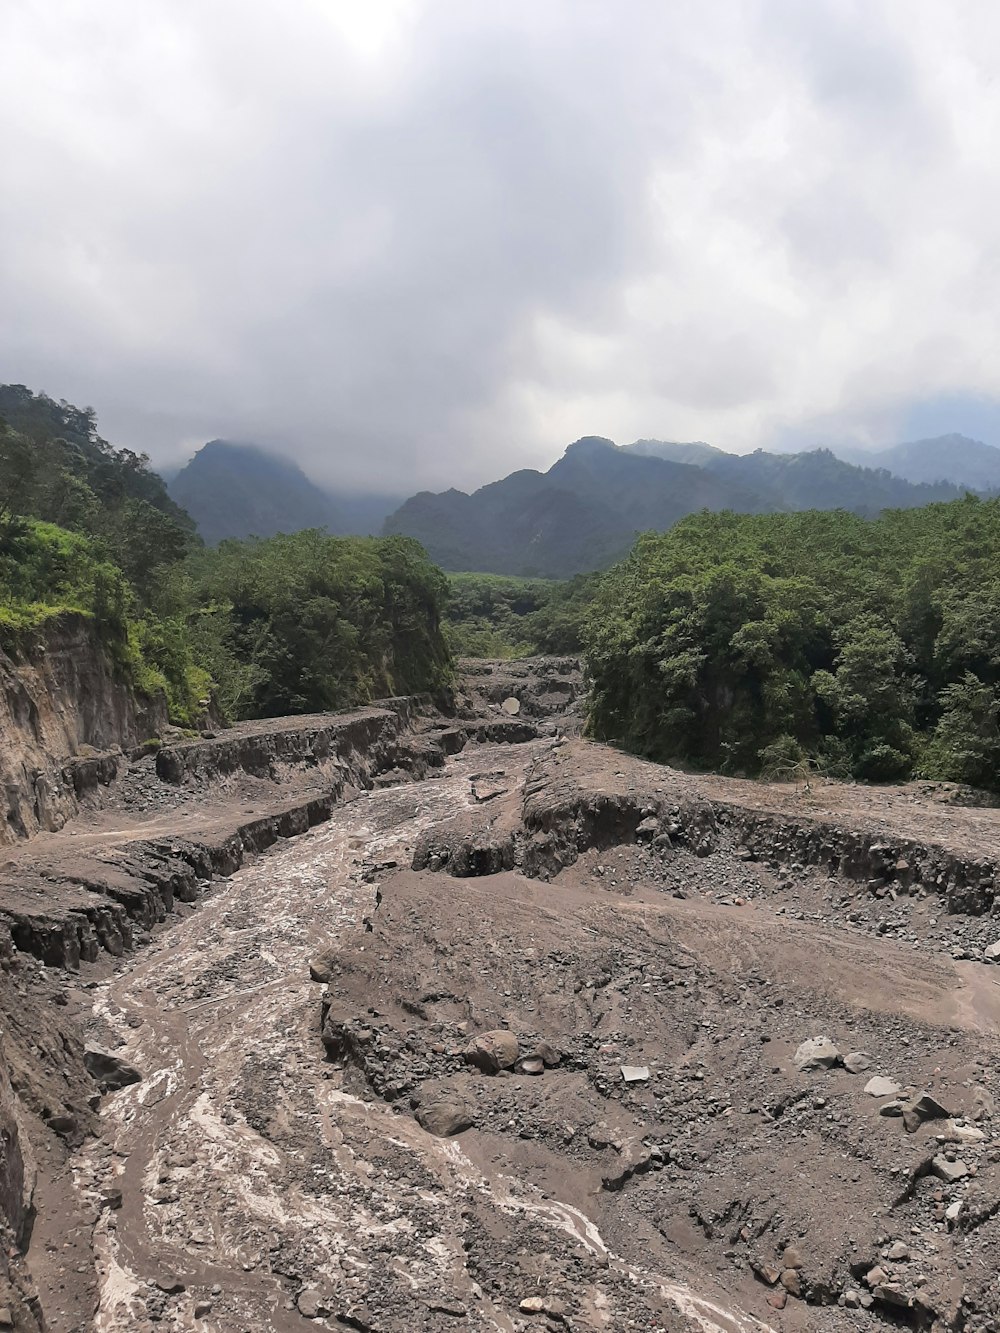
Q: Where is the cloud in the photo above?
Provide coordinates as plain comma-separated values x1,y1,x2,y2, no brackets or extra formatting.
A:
2,0,1000,492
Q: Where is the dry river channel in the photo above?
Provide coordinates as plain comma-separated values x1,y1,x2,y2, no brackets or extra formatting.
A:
68,741,770,1333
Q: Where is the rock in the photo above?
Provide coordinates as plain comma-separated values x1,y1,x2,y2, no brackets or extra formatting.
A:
520,1296,546,1313
781,1246,804,1270
84,1047,143,1093
945,1201,962,1223
984,940,1000,960
794,1037,841,1071
886,1241,910,1261
902,1092,950,1134
943,1120,986,1143
0,1310,12,1329
871,1283,914,1310
865,1267,888,1288
531,1041,561,1068
865,1076,902,1098
753,1262,781,1286
843,1050,872,1074
464,1029,519,1074
194,1302,212,1319
766,1290,787,1310
879,1100,905,1117
153,1275,186,1294
47,1113,78,1136
297,1289,328,1319
415,1092,474,1137
309,952,336,983
620,1065,650,1083
515,1056,545,1075
931,1155,969,1183
780,1269,802,1297
635,817,660,841
501,697,521,715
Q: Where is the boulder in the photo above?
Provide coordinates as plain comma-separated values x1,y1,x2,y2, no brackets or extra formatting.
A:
84,1047,143,1093
530,1041,561,1068
794,1037,841,1072
864,1076,902,1098
902,1092,950,1134
415,1092,474,1137
464,1029,519,1074
843,1051,872,1074
931,1155,969,1184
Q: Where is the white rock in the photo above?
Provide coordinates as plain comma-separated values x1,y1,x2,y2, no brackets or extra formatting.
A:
864,1076,902,1098
794,1037,841,1072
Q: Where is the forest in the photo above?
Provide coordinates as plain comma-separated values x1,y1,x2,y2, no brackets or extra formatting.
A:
7,383,1000,793
443,571,596,658
585,502,1000,790
0,387,451,723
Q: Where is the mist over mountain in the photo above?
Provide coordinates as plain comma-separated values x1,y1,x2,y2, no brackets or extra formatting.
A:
384,436,964,577
833,434,1000,493
168,441,401,544
627,441,963,512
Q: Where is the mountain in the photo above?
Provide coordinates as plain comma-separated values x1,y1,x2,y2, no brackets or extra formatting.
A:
623,440,962,514
168,440,400,544
626,438,726,467
384,436,771,577
836,434,1000,492
385,436,965,578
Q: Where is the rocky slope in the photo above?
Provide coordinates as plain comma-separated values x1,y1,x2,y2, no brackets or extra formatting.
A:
0,614,167,846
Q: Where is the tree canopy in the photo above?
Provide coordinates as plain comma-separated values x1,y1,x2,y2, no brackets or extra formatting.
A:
584,499,1000,790
0,387,452,725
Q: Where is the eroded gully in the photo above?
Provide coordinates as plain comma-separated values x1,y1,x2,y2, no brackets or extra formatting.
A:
71,742,773,1333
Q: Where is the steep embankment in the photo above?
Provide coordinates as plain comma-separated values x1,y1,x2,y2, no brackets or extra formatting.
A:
0,613,166,845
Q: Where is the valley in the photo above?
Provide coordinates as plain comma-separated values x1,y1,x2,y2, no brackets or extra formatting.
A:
3,661,1000,1332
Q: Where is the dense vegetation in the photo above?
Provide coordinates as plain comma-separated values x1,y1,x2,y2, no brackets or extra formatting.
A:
385,435,966,578
173,532,450,719
444,572,597,658
0,387,451,724
585,500,1000,790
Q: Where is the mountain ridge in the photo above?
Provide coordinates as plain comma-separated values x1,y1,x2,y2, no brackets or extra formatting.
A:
383,435,965,577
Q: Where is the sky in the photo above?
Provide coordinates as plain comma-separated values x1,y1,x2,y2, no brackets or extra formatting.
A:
2,0,1000,494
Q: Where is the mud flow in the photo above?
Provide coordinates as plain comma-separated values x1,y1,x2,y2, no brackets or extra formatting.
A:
5,659,1000,1333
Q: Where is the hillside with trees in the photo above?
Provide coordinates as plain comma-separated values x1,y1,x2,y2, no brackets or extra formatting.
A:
0,387,451,723
385,435,963,577
584,496,1000,789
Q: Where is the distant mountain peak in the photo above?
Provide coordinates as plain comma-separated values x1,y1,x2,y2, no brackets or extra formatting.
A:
383,434,966,578
168,440,400,544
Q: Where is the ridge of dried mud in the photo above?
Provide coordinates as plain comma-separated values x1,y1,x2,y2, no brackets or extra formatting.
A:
3,658,1000,1333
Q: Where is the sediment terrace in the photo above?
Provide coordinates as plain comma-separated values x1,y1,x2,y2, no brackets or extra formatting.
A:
2,658,1000,1332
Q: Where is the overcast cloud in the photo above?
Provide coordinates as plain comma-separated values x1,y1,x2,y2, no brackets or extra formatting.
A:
2,0,1000,492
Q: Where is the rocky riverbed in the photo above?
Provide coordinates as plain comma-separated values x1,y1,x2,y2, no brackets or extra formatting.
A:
3,659,1000,1331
